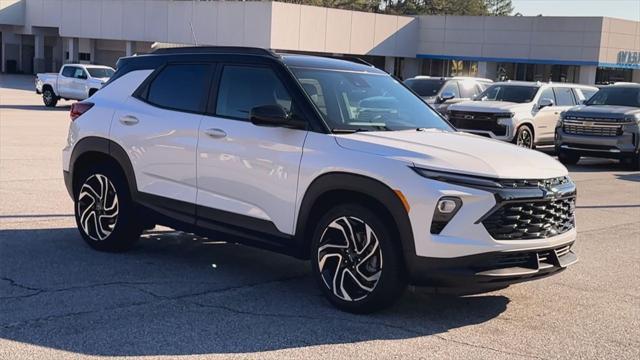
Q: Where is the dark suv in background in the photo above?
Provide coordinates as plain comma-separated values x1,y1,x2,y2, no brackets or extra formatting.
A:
404,76,492,115
556,83,640,169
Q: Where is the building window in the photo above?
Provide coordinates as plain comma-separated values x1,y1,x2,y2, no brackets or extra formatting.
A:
596,68,632,84
79,53,91,61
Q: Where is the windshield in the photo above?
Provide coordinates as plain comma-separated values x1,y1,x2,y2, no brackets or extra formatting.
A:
476,84,539,103
585,87,640,107
86,68,115,78
403,78,445,97
291,68,452,132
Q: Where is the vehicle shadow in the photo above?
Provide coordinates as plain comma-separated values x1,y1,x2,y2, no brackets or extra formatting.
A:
0,104,71,111
0,227,509,356
566,158,632,173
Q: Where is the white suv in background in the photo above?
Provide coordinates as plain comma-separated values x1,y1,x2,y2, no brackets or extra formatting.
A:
62,47,578,313
447,81,598,148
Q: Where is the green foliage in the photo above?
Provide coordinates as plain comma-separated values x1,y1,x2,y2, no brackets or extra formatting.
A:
485,0,514,16
275,1,513,16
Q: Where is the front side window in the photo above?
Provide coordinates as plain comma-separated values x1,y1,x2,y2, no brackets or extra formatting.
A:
404,79,445,97
146,64,212,113
538,87,556,105
553,87,576,106
216,66,292,120
477,85,539,104
586,87,640,107
73,68,87,79
458,80,482,98
292,68,452,132
441,81,459,97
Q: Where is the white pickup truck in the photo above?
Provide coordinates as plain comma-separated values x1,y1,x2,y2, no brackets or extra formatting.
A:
36,64,115,107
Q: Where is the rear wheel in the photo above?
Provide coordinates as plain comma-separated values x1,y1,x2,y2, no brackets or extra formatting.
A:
557,149,581,165
514,125,534,149
311,204,406,313
42,88,58,107
74,165,142,252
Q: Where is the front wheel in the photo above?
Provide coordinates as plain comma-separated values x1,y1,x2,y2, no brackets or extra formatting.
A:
514,126,535,149
42,88,58,107
311,204,406,313
74,165,142,252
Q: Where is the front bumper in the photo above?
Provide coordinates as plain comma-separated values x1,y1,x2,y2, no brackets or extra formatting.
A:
556,125,640,158
63,170,73,198
407,241,577,289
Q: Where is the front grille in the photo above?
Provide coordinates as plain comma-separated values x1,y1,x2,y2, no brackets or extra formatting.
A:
449,111,507,136
477,244,574,271
563,122,622,137
482,197,575,240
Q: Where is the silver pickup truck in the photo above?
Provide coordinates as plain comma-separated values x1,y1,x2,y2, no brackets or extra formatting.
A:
36,64,114,107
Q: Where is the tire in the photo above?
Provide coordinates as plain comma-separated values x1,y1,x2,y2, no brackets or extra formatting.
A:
514,125,535,149
42,88,58,107
557,149,581,165
74,164,142,252
311,204,406,313
623,153,640,171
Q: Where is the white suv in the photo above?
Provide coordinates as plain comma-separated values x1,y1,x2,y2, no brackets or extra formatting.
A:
447,81,598,148
62,47,578,313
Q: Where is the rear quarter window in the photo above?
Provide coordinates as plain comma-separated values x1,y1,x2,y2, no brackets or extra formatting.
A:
145,64,212,113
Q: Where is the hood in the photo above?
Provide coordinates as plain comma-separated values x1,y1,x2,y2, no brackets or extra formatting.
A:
335,129,567,179
565,105,640,120
448,100,530,113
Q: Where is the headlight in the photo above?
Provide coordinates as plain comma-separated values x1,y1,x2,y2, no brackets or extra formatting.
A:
412,167,502,188
623,114,640,123
497,118,513,126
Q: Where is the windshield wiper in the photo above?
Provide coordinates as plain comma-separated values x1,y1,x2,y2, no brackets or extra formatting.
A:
331,128,371,134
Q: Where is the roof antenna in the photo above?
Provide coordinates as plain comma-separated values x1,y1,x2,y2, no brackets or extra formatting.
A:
190,21,199,46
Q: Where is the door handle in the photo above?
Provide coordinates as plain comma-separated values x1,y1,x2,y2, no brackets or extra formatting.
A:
119,115,139,125
204,128,227,139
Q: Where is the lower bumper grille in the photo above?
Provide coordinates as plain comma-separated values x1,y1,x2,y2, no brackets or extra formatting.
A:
482,197,576,240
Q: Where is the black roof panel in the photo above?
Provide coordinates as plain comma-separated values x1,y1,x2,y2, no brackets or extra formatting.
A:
281,54,386,74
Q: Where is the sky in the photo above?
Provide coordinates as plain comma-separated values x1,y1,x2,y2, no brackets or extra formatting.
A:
511,0,640,21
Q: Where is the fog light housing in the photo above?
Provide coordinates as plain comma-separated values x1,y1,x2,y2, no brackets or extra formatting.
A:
431,197,462,234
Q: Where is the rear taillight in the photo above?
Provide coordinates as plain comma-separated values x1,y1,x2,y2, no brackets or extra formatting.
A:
70,102,94,121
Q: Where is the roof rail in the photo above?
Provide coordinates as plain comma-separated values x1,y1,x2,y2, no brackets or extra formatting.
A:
151,46,279,58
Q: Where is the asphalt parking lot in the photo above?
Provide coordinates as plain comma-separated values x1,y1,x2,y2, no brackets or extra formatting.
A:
1,74,639,359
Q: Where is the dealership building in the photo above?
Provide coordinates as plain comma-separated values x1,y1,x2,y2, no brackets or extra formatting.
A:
1,0,639,84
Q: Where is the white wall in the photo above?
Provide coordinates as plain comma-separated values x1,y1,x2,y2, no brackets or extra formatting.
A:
270,2,417,57
0,0,24,26
417,15,605,64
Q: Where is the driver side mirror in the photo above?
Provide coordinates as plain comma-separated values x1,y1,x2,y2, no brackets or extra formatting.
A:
250,105,305,129
438,91,456,103
538,98,554,109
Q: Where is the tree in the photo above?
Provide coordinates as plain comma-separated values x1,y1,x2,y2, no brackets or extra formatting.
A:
382,0,489,16
485,0,514,16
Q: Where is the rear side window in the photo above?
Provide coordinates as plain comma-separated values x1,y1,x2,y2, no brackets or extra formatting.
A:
146,64,212,113
216,65,292,120
553,87,576,106
61,66,76,77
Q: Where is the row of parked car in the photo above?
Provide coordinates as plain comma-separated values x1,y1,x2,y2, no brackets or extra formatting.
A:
404,76,640,169
36,62,640,171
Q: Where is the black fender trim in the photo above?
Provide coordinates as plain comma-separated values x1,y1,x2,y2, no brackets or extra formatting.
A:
68,137,138,201
294,172,416,264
